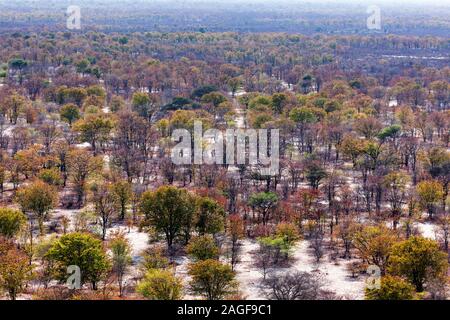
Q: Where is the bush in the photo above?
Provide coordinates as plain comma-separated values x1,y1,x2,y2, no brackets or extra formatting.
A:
186,235,219,261
365,276,416,300
140,246,170,272
137,269,183,300
0,208,26,238
388,236,448,292
38,168,63,186
266,272,323,300
188,259,237,300
46,232,110,289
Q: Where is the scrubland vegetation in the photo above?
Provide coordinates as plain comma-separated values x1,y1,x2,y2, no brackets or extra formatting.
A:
0,1,449,301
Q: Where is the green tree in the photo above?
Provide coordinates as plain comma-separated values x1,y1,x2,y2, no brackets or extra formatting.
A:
132,92,155,120
188,259,238,300
0,208,26,239
140,186,196,249
186,235,219,261
111,180,132,220
73,114,114,155
365,275,416,300
137,269,183,300
248,192,278,225
16,180,58,236
275,222,300,246
388,236,448,292
60,103,81,126
38,168,63,187
140,246,170,272
416,180,444,219
305,160,327,189
271,93,287,114
46,232,110,290
201,92,227,108
289,107,318,124
195,197,225,235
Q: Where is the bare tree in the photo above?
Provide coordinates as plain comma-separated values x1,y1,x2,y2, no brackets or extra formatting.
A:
310,229,325,264
91,183,118,240
266,272,323,300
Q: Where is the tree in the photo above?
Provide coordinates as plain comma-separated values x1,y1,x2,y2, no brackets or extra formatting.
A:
365,275,416,300
140,246,170,272
186,235,219,261
201,92,227,108
416,180,444,219
0,208,26,238
111,180,132,220
227,214,244,271
289,106,319,151
5,93,26,125
258,236,293,264
60,103,80,127
73,114,114,155
91,183,118,241
340,135,365,168
227,77,242,97
271,93,287,114
14,145,45,179
188,259,238,300
137,269,183,300
305,159,327,189
67,149,103,207
16,180,58,236
383,172,409,229
275,222,300,256
140,186,196,249
355,117,382,139
39,121,61,154
132,92,156,120
0,239,33,300
38,168,63,187
8,58,27,85
353,225,398,275
56,87,87,107
195,197,225,235
248,192,278,225
109,232,132,297
46,232,110,290
266,272,323,300
310,228,325,264
388,236,448,292
256,238,273,280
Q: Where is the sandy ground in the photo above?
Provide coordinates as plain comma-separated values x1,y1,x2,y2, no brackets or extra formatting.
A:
235,239,365,300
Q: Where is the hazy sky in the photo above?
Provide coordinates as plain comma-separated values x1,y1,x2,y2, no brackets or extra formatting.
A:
2,0,449,7
148,0,450,4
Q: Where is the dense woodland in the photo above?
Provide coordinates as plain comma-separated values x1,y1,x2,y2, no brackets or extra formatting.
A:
1,0,449,36
0,24,449,300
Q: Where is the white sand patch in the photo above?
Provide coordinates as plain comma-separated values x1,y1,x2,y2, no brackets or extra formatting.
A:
106,225,149,262
173,255,197,299
75,142,91,149
417,222,437,240
51,208,80,232
234,239,366,300
235,239,265,300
